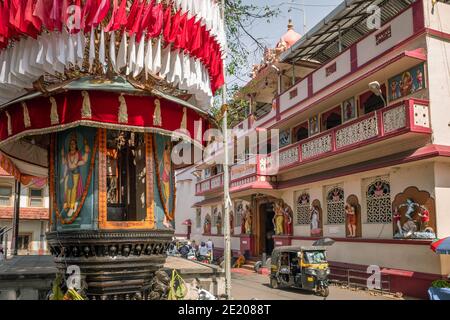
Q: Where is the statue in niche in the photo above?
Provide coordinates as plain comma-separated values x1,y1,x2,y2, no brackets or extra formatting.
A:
392,188,436,239
273,201,285,235
244,205,253,235
204,214,212,235
345,203,357,238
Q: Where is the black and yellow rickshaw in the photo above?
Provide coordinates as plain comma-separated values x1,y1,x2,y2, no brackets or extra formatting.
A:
269,246,330,297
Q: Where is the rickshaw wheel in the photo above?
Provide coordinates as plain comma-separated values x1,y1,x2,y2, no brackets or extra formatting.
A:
270,277,279,289
318,287,329,297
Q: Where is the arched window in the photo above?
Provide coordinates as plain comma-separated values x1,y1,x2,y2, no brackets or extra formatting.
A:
326,186,345,224
366,178,391,223
296,192,310,225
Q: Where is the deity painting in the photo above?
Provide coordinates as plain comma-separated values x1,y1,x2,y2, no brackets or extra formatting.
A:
309,115,320,136
154,135,175,230
388,63,425,102
56,127,96,223
342,97,356,122
279,129,291,148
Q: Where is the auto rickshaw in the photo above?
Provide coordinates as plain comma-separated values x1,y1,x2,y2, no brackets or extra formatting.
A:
269,246,330,297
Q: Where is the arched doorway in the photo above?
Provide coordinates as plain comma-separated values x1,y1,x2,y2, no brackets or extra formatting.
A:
254,198,276,257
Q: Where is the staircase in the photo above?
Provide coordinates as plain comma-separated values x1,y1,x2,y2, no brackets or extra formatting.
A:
241,259,258,272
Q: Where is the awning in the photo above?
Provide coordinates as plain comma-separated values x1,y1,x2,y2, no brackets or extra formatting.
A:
192,197,223,208
281,0,416,64
0,151,47,187
182,219,193,226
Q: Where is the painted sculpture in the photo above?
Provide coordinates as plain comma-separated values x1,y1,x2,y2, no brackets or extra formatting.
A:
244,205,253,235
392,187,436,239
272,200,294,236
345,203,357,238
310,200,323,237
204,214,212,235
273,202,285,235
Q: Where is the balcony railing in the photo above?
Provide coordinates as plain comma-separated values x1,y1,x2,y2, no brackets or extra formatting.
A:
196,99,430,194
195,173,224,195
259,99,431,174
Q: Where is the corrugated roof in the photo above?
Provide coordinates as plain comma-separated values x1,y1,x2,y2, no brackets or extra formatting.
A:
281,0,416,64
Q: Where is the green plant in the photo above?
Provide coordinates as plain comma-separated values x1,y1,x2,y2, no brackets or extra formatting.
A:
431,280,450,288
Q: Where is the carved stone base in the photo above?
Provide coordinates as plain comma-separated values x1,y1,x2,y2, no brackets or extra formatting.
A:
46,230,173,300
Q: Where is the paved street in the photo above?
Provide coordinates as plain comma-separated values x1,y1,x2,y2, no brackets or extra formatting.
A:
231,269,400,300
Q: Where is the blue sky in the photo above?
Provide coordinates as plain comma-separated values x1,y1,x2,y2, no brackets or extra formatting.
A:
228,0,343,86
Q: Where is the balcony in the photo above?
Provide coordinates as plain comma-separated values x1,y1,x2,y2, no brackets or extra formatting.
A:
195,173,224,196
259,99,431,174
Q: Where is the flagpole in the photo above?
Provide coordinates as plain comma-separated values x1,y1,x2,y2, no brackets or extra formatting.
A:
220,0,232,300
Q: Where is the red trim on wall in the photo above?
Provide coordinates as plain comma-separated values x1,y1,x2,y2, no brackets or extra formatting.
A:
412,0,425,34
307,74,313,98
350,45,358,72
275,97,281,121
426,28,450,41
277,144,450,190
290,236,432,246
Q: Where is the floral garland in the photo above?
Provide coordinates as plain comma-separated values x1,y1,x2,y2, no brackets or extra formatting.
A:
50,133,99,225
152,135,176,222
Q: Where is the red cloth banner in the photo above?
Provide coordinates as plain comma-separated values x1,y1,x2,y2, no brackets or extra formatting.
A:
0,0,225,95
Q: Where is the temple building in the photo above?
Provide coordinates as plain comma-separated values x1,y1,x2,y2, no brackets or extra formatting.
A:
176,0,450,299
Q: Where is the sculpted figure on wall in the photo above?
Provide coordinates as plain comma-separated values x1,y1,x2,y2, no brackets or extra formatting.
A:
244,205,253,235
272,200,293,236
392,187,436,239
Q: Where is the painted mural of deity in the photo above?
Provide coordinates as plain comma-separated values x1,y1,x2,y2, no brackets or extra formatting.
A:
388,63,425,102
58,129,94,221
154,135,175,230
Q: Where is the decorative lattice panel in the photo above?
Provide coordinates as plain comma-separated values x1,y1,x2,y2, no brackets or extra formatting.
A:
366,177,392,223
326,186,345,224
296,192,311,225
383,105,406,133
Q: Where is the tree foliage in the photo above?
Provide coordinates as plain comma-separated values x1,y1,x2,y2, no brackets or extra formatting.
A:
213,0,279,126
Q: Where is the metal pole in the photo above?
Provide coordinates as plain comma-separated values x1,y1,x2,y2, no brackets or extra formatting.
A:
220,0,232,300
11,180,21,256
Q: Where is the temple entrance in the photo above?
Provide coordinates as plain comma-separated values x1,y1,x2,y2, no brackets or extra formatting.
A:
255,202,275,257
